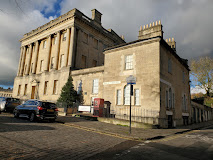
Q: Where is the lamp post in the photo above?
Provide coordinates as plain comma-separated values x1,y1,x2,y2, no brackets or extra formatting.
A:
126,75,136,134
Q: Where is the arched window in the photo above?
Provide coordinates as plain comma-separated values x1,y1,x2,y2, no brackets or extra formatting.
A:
124,85,130,105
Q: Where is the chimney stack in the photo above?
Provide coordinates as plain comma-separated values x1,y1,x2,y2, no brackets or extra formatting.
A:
165,37,176,52
138,20,163,40
91,9,102,27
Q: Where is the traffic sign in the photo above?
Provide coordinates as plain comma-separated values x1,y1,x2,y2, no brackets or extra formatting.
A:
126,75,136,84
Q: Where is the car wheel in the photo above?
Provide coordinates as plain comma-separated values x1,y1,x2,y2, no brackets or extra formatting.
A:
29,113,36,122
14,111,19,118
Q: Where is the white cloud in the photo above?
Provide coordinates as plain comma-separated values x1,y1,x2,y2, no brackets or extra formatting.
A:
0,1,57,87
191,86,206,94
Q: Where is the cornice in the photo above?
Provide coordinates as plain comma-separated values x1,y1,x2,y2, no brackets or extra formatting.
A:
20,8,125,44
104,37,161,54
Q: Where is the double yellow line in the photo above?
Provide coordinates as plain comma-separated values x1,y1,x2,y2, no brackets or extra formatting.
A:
61,123,143,142
61,123,200,143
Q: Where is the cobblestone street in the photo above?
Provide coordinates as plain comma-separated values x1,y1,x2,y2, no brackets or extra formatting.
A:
0,113,128,160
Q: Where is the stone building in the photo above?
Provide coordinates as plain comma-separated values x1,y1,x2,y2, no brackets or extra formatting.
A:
13,8,125,101
71,21,191,128
0,87,13,97
14,8,194,128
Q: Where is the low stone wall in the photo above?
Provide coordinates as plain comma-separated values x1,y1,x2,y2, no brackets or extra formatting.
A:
98,117,158,129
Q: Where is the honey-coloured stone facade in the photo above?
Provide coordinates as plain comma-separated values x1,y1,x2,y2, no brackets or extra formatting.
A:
13,8,195,128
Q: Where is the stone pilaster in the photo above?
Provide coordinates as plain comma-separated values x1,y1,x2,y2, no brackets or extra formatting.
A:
54,31,61,70
32,41,39,74
68,26,76,68
44,35,52,72
26,43,33,75
17,47,23,76
64,27,71,67
20,46,27,76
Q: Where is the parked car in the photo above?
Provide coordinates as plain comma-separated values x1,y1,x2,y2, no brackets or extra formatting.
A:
13,100,58,122
0,97,21,112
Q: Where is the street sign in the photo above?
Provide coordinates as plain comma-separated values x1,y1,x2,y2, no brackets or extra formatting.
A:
126,75,136,84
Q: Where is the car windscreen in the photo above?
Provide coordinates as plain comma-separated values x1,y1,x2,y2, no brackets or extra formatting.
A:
42,102,56,109
11,98,20,103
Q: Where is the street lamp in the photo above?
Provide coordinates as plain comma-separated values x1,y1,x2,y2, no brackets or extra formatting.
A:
126,75,136,134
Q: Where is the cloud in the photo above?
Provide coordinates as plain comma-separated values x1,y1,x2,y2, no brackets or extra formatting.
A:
191,86,206,94
0,0,213,88
0,0,58,87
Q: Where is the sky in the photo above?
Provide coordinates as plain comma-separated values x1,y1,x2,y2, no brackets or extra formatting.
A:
0,0,212,93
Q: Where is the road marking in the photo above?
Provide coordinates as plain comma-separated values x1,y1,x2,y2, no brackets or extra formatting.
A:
61,123,143,142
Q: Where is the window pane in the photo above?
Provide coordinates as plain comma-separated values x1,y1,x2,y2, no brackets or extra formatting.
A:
125,55,133,70
117,90,121,105
135,89,139,105
93,79,99,94
124,85,130,105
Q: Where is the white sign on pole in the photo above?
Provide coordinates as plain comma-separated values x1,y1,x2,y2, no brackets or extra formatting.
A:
126,75,136,84
78,105,91,112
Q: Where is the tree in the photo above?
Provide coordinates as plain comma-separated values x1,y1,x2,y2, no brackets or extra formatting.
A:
190,57,213,97
57,76,78,107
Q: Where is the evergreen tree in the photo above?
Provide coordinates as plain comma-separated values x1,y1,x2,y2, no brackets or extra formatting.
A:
57,76,78,107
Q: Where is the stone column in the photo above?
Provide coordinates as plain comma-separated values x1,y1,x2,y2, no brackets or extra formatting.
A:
68,26,76,68
17,47,23,76
64,27,71,67
32,41,39,74
26,43,33,75
20,46,27,76
54,31,61,70
44,35,52,72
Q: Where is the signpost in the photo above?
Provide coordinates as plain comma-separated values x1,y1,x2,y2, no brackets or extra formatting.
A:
126,75,136,134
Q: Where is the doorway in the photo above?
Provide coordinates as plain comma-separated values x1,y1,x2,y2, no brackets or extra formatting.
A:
168,115,173,128
31,86,36,99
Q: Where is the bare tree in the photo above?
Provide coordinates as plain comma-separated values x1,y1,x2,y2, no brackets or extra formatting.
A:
190,57,213,97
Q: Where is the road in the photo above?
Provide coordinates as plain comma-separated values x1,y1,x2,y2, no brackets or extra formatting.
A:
0,113,213,160
107,126,213,160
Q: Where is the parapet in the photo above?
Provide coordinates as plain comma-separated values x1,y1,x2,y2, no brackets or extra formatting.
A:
165,37,176,52
138,20,163,40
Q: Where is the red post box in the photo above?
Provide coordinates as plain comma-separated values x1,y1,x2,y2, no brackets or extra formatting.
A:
93,98,104,117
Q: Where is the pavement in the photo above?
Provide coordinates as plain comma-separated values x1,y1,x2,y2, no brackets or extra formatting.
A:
57,115,213,141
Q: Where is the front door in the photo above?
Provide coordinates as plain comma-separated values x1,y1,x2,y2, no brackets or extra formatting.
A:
168,115,173,128
31,86,36,99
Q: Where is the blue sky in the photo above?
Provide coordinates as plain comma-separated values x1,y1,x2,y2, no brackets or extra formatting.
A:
0,0,212,93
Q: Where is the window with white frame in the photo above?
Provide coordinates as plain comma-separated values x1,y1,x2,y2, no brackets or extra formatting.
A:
125,55,133,70
168,58,172,73
51,57,54,69
92,79,99,94
116,90,121,105
184,94,187,111
169,88,172,109
173,93,175,108
54,37,57,45
166,90,168,108
124,85,130,105
135,89,140,105
30,63,33,73
40,60,44,72
43,40,46,49
60,54,64,68
63,32,67,41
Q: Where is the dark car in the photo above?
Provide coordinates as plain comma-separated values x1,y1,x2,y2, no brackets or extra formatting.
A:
0,97,21,112
13,100,58,122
